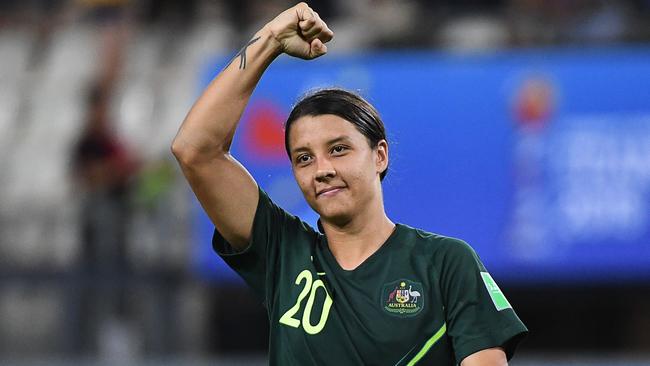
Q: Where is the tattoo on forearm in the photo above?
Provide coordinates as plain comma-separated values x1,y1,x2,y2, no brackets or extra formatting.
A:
228,36,261,70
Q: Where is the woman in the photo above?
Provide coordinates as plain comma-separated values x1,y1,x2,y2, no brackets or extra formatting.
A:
172,3,527,365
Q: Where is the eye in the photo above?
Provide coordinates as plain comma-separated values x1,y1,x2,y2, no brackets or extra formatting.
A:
296,154,312,165
331,145,348,155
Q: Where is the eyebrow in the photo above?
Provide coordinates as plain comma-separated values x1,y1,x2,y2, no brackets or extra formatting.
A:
290,135,353,156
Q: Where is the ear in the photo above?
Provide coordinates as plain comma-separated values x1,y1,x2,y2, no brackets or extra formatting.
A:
374,139,389,176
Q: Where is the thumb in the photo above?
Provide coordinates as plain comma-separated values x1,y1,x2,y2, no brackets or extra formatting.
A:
309,38,327,58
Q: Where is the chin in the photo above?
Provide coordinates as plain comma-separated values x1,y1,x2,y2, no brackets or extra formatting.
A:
315,203,354,226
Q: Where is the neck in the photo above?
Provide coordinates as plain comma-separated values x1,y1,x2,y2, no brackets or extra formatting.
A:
321,198,395,271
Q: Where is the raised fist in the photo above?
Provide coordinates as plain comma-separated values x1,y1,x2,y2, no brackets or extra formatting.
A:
265,2,334,59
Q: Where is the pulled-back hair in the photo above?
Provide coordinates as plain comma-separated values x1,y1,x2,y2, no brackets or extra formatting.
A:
284,88,388,181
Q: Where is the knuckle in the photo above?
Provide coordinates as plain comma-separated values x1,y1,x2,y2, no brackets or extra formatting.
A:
297,2,311,13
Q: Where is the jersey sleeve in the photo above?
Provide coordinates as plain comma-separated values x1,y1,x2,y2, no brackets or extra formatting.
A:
212,186,315,305
437,238,528,363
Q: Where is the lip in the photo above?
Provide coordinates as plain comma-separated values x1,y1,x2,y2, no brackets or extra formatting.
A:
316,186,346,198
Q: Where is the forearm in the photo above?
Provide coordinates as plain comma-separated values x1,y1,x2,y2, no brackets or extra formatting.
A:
168,2,332,249
172,26,281,162
461,347,508,366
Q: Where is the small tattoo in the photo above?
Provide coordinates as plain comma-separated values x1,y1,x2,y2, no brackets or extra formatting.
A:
228,36,261,70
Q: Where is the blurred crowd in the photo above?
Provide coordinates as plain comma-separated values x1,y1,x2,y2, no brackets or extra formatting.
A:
2,1,650,49
0,0,649,362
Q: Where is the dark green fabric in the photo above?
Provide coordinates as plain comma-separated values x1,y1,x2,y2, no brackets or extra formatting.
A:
213,188,527,365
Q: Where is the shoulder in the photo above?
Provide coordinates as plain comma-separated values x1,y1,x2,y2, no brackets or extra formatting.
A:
399,223,475,256
397,224,482,274
258,188,318,236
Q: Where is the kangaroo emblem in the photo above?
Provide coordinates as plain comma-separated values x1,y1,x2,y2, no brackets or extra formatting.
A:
387,289,397,303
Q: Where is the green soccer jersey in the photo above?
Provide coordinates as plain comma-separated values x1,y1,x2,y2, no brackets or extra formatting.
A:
213,188,528,365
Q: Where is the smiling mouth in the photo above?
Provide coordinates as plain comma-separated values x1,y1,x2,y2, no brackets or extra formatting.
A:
317,187,346,198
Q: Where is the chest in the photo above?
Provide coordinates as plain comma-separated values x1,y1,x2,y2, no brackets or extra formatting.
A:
269,249,450,364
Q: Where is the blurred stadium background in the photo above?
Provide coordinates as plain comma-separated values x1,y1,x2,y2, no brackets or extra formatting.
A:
1,0,650,365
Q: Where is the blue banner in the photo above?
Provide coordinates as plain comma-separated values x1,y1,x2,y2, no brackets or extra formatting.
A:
192,47,650,285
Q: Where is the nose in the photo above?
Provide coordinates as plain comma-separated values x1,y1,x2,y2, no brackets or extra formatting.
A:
315,157,336,182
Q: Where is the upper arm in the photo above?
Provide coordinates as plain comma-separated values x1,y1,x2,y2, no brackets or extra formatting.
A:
460,347,507,366
173,144,258,251
437,238,528,361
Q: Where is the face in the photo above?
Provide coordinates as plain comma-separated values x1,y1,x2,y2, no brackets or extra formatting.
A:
287,114,388,224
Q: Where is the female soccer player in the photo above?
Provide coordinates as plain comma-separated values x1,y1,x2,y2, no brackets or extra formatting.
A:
172,3,527,365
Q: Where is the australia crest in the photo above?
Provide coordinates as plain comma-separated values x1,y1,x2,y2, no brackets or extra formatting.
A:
381,279,424,316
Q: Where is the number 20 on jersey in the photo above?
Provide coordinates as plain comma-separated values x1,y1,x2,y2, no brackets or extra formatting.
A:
279,270,333,335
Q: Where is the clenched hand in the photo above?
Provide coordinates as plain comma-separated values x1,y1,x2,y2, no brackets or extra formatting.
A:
265,2,335,60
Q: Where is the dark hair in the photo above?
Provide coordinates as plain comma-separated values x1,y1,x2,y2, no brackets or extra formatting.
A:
284,88,389,181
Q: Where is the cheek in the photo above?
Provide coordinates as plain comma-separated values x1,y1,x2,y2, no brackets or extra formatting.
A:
293,169,312,195
354,154,379,181
339,160,373,191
